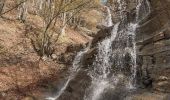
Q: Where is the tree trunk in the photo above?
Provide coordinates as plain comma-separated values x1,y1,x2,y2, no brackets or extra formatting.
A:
0,0,5,15
18,1,27,22
61,12,67,36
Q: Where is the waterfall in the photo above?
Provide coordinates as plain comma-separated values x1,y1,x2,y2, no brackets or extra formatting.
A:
92,23,119,79
125,23,138,88
83,0,149,99
117,0,127,19
136,0,151,21
84,23,120,100
84,23,138,100
104,6,113,27
46,0,152,100
46,47,89,100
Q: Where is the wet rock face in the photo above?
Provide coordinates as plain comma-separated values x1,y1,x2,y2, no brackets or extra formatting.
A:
58,70,92,100
58,0,170,99
58,44,84,65
91,26,113,48
136,0,170,92
125,92,170,100
108,0,138,23
82,26,114,68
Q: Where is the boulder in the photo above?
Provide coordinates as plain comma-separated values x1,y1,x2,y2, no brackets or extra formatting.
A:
91,26,113,48
82,47,97,68
57,70,91,100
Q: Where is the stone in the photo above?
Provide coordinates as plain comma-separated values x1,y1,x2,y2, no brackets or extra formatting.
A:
58,70,91,100
42,56,48,61
22,97,34,100
66,44,84,53
51,54,57,59
125,92,169,100
91,26,113,48
58,53,75,65
82,47,97,67
96,25,108,30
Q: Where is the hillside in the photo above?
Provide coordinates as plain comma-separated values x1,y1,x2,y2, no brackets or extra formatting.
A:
0,0,102,99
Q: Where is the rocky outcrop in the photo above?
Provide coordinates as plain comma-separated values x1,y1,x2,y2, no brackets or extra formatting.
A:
58,44,84,65
125,92,170,100
57,70,91,100
56,25,114,100
91,26,113,48
53,0,170,99
80,0,170,98
109,0,138,23
136,0,170,93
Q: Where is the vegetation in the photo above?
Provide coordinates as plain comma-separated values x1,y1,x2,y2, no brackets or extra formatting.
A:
0,0,101,57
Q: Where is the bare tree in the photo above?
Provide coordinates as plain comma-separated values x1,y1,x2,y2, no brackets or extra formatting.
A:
17,0,28,22
35,0,94,57
0,0,5,16
0,0,100,58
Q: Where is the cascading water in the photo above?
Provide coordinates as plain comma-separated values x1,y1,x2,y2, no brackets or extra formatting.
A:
46,47,89,100
46,0,152,100
83,8,120,100
84,23,138,100
84,1,144,100
136,0,151,22
84,23,120,100
104,6,113,27
47,7,114,100
117,0,127,19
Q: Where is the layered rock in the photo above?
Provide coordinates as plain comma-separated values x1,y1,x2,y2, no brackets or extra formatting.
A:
125,92,170,100
54,0,170,99
136,0,170,93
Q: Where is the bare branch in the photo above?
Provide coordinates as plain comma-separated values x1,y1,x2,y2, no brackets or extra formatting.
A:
1,0,27,15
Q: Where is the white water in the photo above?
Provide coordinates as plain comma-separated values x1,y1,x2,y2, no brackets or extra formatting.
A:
85,22,138,100
136,0,151,22
117,0,127,19
126,23,138,89
84,22,120,100
83,1,144,99
85,31,137,100
92,23,119,79
104,6,113,27
46,47,89,100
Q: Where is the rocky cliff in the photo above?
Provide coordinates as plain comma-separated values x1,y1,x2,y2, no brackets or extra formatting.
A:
136,0,170,93
47,0,170,100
